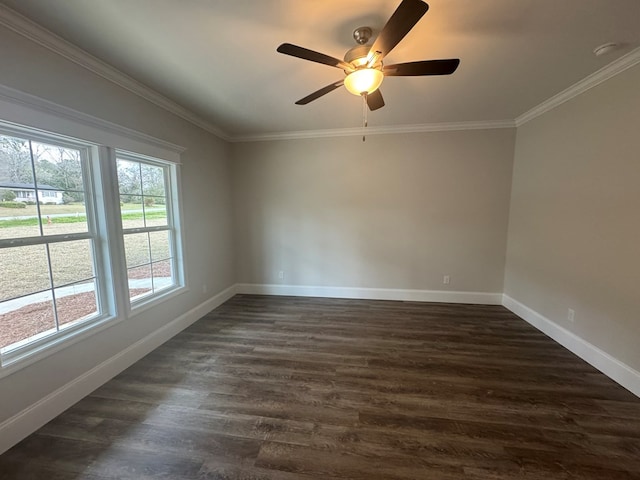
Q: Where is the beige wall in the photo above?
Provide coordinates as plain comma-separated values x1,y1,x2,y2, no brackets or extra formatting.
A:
0,27,235,423
505,63,640,371
232,129,515,293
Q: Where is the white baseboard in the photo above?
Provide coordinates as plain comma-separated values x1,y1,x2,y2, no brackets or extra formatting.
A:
502,294,640,398
0,284,237,455
236,283,503,305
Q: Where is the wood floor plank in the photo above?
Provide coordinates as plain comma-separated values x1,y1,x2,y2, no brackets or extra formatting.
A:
1,294,640,479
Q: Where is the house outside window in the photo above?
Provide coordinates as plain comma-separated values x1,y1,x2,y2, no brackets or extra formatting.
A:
0,122,185,368
0,183,64,204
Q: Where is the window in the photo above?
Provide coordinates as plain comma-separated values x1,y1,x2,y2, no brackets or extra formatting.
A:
0,123,184,368
15,190,31,199
116,154,180,305
0,130,102,355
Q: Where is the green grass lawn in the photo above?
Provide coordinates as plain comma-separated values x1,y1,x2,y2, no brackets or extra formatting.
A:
0,203,86,216
0,204,166,228
0,202,152,218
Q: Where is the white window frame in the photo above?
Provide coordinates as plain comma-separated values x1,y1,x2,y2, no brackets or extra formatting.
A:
112,150,186,314
0,125,115,366
0,106,186,373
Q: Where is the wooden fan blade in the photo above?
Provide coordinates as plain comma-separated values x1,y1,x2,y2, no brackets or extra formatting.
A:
383,59,460,76
367,90,385,111
277,43,352,71
369,0,429,61
295,81,344,105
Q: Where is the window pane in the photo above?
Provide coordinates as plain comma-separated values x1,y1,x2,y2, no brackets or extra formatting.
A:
55,280,98,328
49,239,95,287
128,264,152,301
0,207,42,240
121,199,145,229
31,142,84,195
143,197,167,227
149,230,170,262
152,259,173,292
123,232,150,268
117,159,145,228
0,244,50,302
0,290,56,351
38,192,89,235
141,163,165,197
116,160,141,195
0,134,34,185
141,163,167,228
0,134,40,238
31,142,88,234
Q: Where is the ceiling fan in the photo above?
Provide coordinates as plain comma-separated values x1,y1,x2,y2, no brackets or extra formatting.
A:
276,0,460,111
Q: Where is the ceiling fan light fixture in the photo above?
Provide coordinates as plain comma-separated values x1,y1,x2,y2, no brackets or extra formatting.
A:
277,0,459,109
344,68,384,96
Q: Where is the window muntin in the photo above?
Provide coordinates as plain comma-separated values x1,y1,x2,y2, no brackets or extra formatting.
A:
0,131,102,354
116,155,177,306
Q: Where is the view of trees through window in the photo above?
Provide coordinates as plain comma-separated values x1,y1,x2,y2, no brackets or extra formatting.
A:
0,132,96,350
0,134,84,202
0,133,176,353
116,158,174,303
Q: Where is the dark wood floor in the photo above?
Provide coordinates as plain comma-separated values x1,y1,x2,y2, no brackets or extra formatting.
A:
1,295,640,479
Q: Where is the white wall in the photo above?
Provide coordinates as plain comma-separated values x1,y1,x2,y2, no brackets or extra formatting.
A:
0,26,235,430
505,63,640,372
232,129,515,295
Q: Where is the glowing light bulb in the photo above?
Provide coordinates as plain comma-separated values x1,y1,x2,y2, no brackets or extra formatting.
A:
344,68,384,96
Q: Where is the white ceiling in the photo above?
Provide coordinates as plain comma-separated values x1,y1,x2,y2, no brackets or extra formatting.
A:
2,0,640,138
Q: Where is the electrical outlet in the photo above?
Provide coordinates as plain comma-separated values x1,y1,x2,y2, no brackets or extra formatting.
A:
278,270,285,280
443,275,450,285
568,308,575,322
202,284,208,294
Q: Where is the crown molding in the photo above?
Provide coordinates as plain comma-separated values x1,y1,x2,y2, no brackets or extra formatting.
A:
516,46,640,127
229,119,516,143
0,5,230,141
2,4,638,143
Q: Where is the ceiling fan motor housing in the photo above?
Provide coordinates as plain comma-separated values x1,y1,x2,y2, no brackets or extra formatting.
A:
345,27,380,69
352,26,372,44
